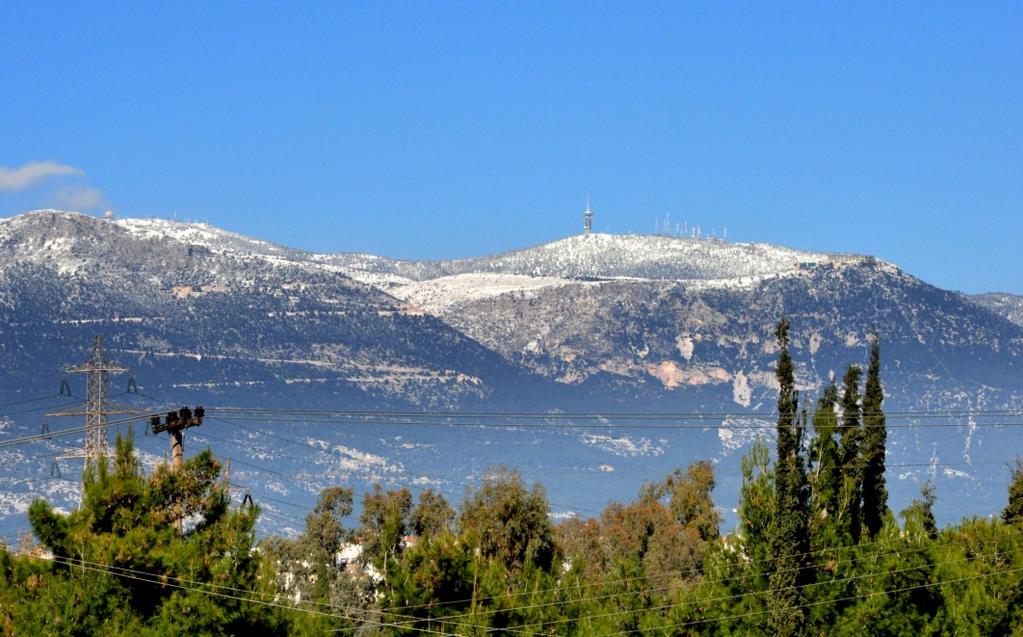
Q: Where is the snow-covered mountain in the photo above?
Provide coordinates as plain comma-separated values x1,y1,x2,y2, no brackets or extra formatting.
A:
393,257,1023,404
0,210,554,410
970,292,1023,328
328,232,837,286
2,209,1022,537
329,231,1023,410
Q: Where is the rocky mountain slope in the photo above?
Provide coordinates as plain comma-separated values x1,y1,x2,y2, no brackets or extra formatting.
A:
327,228,1023,528
2,210,1021,536
340,234,1023,413
0,210,555,409
970,292,1023,328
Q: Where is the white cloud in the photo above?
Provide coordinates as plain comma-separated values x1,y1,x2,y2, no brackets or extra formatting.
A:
54,185,106,210
0,161,83,191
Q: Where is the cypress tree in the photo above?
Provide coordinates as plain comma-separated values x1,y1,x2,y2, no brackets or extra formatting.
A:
1003,458,1023,525
809,382,840,540
737,439,775,585
861,334,889,538
768,317,812,637
837,364,863,543
900,480,937,540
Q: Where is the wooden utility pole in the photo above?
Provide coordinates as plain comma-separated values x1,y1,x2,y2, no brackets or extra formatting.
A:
151,407,205,468
151,406,205,532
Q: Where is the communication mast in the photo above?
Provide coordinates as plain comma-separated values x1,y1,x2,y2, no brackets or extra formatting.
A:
583,198,593,235
48,335,133,468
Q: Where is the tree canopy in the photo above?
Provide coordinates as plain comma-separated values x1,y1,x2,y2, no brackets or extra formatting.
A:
3,322,1022,635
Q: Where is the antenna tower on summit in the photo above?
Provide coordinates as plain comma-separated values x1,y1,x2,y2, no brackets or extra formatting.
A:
48,335,133,468
583,198,593,235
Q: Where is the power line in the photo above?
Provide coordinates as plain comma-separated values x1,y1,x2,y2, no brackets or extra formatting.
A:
215,415,1017,474
206,416,609,515
160,415,1023,560
7,422,1020,630
503,544,1023,634
16,533,1013,637
5,405,1023,452
2,425,984,541
206,415,1018,522
0,410,171,449
13,551,455,635
187,415,1023,625
4,393,1019,627
207,413,1023,430
208,406,1023,420
388,520,1023,629
391,535,983,628
590,562,1023,636
199,415,1021,498
0,397,85,420
197,420,607,517
365,518,956,615
227,480,313,514
2,406,1015,538
0,393,76,410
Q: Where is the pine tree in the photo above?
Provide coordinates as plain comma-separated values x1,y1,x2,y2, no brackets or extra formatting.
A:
861,333,889,537
23,432,285,635
768,317,813,637
838,364,863,543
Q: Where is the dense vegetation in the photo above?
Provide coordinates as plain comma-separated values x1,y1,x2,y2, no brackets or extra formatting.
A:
3,320,1023,635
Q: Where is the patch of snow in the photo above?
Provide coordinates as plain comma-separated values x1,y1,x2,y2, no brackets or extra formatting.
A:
391,273,588,314
808,332,822,355
732,371,752,407
942,468,975,480
718,418,773,456
675,334,694,361
550,511,578,520
579,433,665,457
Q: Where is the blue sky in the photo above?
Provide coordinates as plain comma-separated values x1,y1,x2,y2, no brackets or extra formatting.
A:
1,2,1020,293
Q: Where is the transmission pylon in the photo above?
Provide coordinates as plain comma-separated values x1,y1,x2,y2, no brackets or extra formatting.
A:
48,335,134,468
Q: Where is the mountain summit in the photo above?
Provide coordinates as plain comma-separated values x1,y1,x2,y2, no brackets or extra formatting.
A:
1,209,1022,533
1,209,1019,410
329,232,842,283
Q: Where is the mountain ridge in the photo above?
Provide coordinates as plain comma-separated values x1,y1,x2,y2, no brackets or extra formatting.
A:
4,209,1021,407
2,208,1022,535
0,209,564,411
326,231,870,285
970,292,1023,328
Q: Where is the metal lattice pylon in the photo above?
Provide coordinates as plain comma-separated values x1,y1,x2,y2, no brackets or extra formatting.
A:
48,335,132,468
